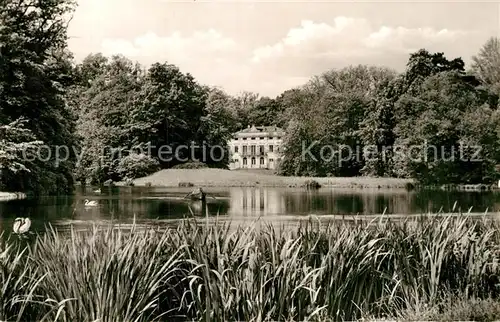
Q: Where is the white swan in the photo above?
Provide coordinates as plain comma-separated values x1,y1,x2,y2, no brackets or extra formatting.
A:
13,217,31,234
84,199,98,206
94,188,101,193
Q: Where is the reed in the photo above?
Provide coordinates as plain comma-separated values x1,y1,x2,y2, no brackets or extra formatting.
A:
1,213,500,321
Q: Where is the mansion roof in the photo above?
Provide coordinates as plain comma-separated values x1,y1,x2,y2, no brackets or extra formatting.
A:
234,125,285,137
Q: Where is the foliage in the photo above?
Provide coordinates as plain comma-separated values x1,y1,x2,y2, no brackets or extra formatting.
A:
357,76,400,177
471,37,500,96
116,153,160,180
68,54,144,184
172,161,209,169
0,119,42,174
2,215,500,321
0,0,78,195
403,49,465,93
277,48,500,185
69,59,234,183
279,65,396,177
3,2,500,190
130,63,206,163
246,96,286,128
196,88,234,168
394,71,500,184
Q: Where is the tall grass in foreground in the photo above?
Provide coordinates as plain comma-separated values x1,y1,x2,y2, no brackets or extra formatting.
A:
1,214,500,321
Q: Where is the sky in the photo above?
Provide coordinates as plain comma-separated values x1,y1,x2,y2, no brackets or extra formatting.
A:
67,1,500,97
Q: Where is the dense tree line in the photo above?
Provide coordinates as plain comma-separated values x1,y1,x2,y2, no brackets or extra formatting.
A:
67,54,287,184
1,0,500,194
279,48,500,185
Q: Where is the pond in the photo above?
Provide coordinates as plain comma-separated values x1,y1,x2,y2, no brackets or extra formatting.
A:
1,186,500,235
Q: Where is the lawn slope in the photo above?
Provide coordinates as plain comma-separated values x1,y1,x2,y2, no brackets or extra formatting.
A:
132,168,411,188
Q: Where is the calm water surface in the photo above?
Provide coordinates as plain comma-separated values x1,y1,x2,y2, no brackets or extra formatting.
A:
1,186,500,234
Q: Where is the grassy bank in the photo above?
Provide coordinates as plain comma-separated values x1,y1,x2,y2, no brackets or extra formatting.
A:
1,214,500,321
130,168,412,189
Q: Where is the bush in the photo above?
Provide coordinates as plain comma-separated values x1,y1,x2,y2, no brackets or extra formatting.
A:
405,182,415,191
103,179,115,186
172,161,208,169
116,153,160,180
304,179,321,189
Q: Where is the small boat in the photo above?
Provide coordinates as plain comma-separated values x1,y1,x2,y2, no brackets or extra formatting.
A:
13,217,31,234
184,187,206,201
94,188,101,193
84,199,98,207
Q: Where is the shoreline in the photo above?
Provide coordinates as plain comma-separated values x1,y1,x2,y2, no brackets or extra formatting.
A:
127,168,413,189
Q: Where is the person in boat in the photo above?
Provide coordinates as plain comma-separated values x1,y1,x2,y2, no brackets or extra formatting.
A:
184,187,206,201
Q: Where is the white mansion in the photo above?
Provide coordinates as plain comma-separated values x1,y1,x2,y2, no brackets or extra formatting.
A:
228,125,285,170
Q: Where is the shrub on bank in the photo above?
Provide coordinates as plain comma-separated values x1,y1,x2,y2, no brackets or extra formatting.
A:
304,179,321,189
1,215,500,321
405,182,415,191
116,153,160,180
172,161,208,169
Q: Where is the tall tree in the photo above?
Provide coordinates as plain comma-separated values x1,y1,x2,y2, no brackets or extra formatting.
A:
394,71,500,184
279,65,395,177
471,37,500,96
130,63,207,168
403,49,465,94
69,54,145,183
358,50,467,178
357,76,399,177
0,0,78,194
245,97,284,127
196,87,236,168
230,91,259,129
73,53,109,87
278,86,322,176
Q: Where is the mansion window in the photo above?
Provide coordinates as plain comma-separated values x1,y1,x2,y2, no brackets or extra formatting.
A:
269,145,274,152
251,157,256,165
234,146,238,153
260,158,264,165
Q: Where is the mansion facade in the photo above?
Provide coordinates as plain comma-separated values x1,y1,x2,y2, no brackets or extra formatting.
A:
228,125,285,170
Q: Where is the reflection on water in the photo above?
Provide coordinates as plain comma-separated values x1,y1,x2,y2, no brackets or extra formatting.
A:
230,188,286,216
1,186,500,234
229,187,500,217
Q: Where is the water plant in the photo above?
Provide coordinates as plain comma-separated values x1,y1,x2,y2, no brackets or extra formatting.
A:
0,213,500,321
